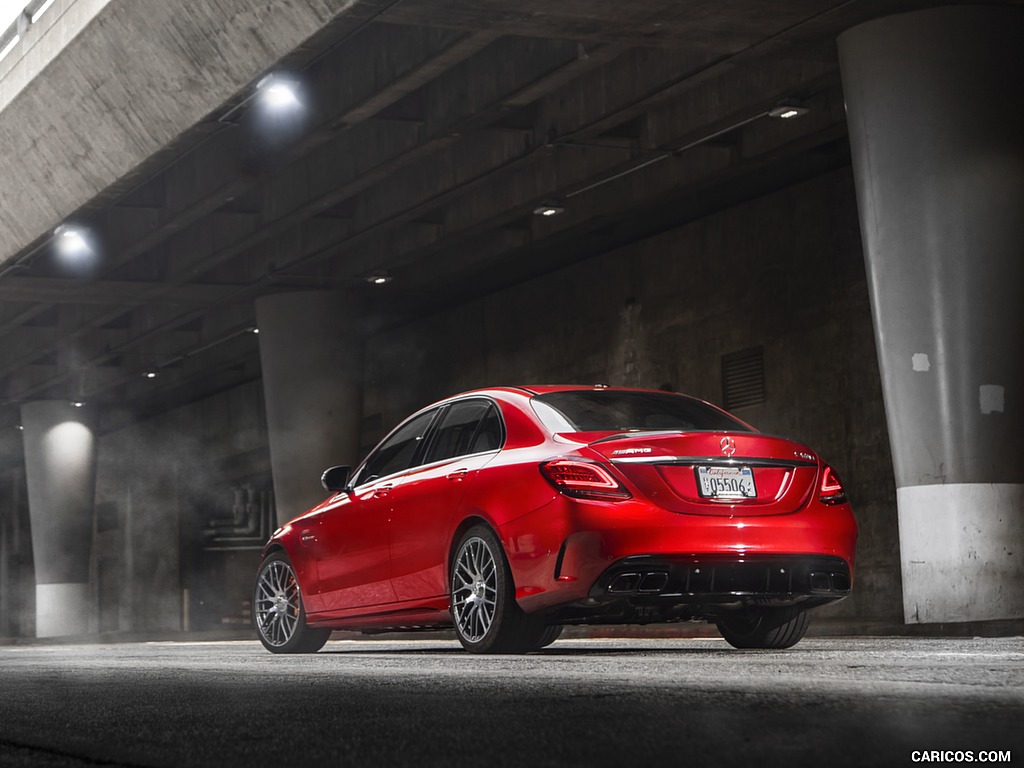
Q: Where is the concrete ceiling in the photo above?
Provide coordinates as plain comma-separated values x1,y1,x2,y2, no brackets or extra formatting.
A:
0,0,1011,443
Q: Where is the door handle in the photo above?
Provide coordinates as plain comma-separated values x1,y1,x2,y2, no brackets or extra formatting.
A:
446,469,469,481
373,484,393,498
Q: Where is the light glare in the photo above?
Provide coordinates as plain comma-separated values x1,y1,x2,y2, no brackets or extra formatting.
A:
52,224,97,270
533,204,565,217
0,34,19,62
31,0,57,23
257,74,302,111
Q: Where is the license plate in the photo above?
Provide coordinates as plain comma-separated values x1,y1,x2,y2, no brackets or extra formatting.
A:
697,466,756,499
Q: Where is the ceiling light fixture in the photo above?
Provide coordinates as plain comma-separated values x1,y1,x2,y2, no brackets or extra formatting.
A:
219,72,304,123
366,272,392,285
256,73,302,111
533,203,565,217
143,371,158,379
52,224,96,268
768,99,810,119
0,221,100,281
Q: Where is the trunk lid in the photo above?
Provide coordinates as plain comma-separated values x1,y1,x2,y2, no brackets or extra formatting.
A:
584,431,820,516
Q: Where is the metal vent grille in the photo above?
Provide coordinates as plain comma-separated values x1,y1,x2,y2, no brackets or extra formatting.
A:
721,347,765,409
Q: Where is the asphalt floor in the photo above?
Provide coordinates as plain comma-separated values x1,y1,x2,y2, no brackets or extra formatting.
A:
0,636,1021,767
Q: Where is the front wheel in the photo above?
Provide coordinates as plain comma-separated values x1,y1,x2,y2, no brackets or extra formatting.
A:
253,552,331,654
716,605,810,649
450,525,549,653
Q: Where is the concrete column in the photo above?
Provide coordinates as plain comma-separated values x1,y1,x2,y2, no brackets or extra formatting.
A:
21,401,98,637
255,292,365,526
838,7,1024,623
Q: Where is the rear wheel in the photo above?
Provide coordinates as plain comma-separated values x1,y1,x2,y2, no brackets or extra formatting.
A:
253,552,331,654
450,525,549,653
716,605,810,649
530,624,564,651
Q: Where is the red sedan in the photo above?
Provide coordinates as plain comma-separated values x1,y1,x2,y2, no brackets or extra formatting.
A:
253,386,857,653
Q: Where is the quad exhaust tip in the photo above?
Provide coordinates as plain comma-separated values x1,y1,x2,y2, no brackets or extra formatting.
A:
609,571,670,594
608,568,850,596
810,571,851,593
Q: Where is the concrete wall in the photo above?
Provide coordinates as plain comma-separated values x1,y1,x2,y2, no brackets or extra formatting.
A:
0,467,34,637
92,379,272,634
364,167,901,624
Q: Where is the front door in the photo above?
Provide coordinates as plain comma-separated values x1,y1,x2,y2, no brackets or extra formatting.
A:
309,407,438,612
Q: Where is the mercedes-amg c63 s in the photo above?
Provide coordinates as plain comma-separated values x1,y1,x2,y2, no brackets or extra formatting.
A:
254,385,857,653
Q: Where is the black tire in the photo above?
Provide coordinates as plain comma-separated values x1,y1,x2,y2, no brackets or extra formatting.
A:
253,551,331,654
450,525,548,653
716,605,811,649
530,624,564,651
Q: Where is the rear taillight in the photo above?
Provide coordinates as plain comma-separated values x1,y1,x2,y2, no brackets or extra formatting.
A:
819,465,847,505
540,459,631,500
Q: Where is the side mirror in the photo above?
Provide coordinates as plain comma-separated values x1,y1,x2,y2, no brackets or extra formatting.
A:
321,465,351,493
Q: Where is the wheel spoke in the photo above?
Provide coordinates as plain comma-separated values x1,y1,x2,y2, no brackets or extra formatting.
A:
451,535,502,644
255,559,304,647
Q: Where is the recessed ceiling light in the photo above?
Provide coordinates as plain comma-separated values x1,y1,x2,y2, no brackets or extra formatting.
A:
768,99,810,119
256,73,302,110
367,273,392,285
143,371,158,379
52,224,96,268
533,203,565,217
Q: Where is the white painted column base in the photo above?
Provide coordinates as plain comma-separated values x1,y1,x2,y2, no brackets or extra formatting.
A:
898,484,1024,623
36,582,91,638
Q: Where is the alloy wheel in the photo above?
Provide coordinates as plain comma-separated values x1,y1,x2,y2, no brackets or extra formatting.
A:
255,559,301,647
451,536,498,643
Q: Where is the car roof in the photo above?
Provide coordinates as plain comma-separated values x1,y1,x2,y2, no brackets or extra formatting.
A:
440,384,689,401
514,384,675,395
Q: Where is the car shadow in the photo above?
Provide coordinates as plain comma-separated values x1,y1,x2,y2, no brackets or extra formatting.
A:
316,640,755,657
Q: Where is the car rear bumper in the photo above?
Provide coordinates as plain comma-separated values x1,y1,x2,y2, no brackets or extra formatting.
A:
593,554,851,600
545,554,852,625
501,495,857,616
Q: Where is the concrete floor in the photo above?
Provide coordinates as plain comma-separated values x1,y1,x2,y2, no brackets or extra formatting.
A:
0,636,1020,767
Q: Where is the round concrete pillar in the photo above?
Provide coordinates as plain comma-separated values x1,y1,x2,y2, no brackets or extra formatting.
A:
838,7,1024,623
255,292,365,525
20,401,97,637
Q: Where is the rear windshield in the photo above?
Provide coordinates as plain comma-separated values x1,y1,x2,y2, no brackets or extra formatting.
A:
532,390,753,434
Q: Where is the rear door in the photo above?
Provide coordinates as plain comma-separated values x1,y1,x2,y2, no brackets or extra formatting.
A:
388,399,503,601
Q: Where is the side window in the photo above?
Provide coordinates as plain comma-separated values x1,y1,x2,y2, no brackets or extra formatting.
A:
424,401,503,464
356,409,436,485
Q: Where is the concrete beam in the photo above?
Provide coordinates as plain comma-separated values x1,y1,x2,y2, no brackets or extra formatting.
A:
0,275,243,305
0,0,373,265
